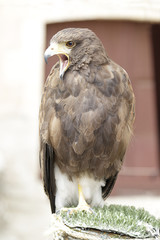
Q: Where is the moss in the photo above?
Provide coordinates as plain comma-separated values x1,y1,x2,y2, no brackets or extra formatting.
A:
60,205,160,238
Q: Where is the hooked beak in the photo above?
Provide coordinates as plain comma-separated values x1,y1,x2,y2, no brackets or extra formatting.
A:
44,43,70,79
44,49,51,64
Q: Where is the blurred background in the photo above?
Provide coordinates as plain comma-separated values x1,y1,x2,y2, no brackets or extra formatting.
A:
0,0,160,239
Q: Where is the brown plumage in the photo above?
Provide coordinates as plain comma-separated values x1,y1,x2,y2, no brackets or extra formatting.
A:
39,28,135,213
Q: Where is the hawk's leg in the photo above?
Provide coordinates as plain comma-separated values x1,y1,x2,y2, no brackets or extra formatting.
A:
76,183,91,211
60,183,93,214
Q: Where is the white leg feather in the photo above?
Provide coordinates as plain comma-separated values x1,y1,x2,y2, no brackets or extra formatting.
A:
54,164,105,211
54,164,78,210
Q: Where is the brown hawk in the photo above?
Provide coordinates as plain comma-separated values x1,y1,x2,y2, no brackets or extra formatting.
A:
39,28,135,213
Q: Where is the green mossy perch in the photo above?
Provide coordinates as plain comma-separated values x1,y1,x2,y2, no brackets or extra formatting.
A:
49,205,160,240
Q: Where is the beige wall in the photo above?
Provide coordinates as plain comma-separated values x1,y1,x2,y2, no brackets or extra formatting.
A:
0,4,43,180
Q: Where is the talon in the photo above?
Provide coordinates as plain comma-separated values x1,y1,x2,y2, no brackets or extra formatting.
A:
89,207,95,214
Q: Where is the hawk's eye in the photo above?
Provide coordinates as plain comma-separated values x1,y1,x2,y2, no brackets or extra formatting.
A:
66,41,75,48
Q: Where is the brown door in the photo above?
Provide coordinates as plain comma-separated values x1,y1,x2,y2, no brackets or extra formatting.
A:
45,20,160,194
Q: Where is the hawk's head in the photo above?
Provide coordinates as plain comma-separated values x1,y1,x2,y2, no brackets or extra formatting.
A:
44,28,108,79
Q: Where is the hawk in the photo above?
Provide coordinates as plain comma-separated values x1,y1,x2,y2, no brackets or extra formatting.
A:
39,28,135,213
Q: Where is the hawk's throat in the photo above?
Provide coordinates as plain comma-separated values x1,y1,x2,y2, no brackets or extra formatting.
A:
59,54,69,79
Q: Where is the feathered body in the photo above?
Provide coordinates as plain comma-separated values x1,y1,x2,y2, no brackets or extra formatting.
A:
39,28,135,213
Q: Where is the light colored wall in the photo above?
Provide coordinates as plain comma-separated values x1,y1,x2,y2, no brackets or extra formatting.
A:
0,3,43,177
0,4,47,240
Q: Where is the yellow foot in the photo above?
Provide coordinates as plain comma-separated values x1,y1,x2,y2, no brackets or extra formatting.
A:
60,204,94,215
60,202,94,214
76,202,93,213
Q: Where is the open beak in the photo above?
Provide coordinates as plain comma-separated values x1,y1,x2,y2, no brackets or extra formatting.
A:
44,43,70,79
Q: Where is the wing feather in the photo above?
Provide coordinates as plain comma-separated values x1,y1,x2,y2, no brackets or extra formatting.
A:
40,141,56,213
102,173,118,199
39,64,60,213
